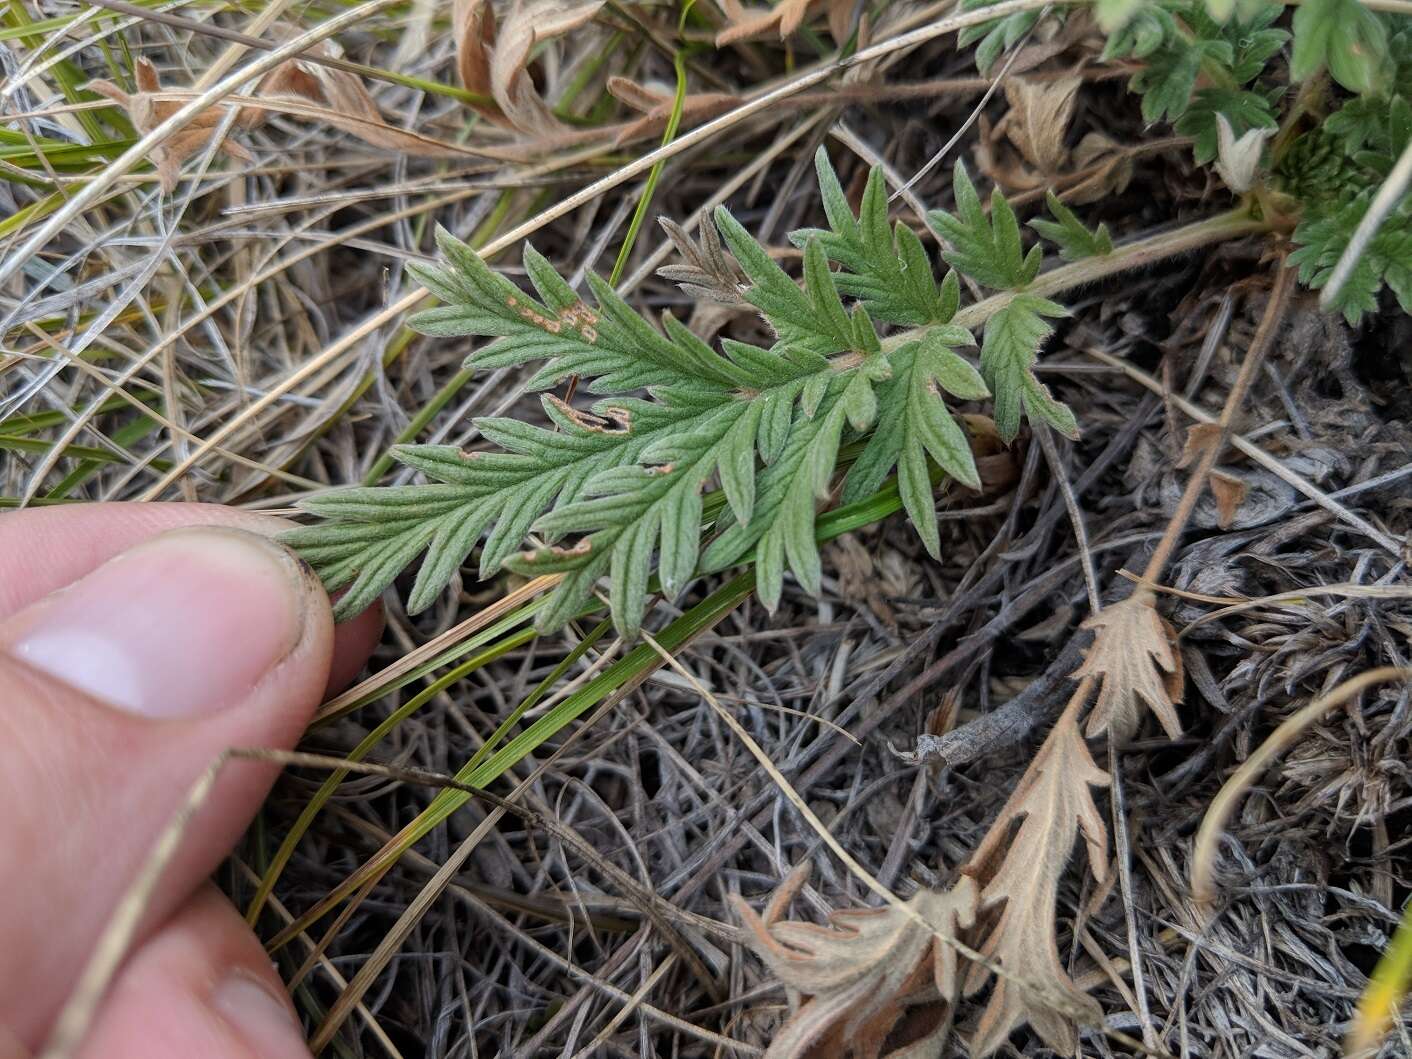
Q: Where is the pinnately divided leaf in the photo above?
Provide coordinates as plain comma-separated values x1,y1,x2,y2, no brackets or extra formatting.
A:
1028,191,1113,262
790,147,962,326
288,153,1085,637
1290,191,1412,324
929,163,1042,291
982,294,1076,442
1114,1,1288,148
841,329,987,558
967,713,1110,1055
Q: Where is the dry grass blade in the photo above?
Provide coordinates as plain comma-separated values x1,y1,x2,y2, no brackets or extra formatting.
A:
0,0,406,290
733,867,978,1058
1177,583,1412,635
1076,594,1184,741
314,573,561,724
195,93,497,159
1191,667,1412,914
87,60,253,191
965,707,1109,1056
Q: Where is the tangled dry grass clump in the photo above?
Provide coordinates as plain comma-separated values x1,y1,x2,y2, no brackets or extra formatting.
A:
3,0,1412,1054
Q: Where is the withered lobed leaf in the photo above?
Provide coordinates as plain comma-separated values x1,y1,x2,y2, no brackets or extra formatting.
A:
1076,594,1184,741
733,864,978,1059
965,713,1110,1055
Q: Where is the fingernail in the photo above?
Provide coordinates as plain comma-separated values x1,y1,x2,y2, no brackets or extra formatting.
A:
1,527,307,718
213,973,311,1059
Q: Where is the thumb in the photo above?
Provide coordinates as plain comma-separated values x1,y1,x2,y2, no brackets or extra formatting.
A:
0,527,333,1047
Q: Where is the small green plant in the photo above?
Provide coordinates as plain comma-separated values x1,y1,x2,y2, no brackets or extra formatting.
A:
286,151,1109,638
294,0,1412,635
276,2,1412,1053
959,0,1412,323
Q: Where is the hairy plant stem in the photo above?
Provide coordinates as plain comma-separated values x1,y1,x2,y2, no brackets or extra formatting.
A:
884,207,1269,353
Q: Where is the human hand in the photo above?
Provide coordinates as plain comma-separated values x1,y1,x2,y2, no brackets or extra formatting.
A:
0,503,382,1059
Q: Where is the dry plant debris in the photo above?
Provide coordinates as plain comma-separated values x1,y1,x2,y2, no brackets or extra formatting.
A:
1001,76,1083,177
1075,593,1184,740
87,59,253,192
734,864,977,1058
962,711,1110,1055
4,0,1412,1054
455,0,605,135
735,601,1156,1055
251,31,461,157
714,0,857,46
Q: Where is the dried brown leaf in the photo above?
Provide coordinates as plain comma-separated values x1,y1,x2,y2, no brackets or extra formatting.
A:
1076,595,1184,741
1003,76,1081,175
252,32,471,157
487,0,605,136
655,215,747,304
715,0,820,44
965,713,1109,1056
734,867,978,1059
827,533,904,632
1209,470,1248,529
826,0,859,43
453,0,498,121
1176,422,1222,468
1065,132,1134,205
88,60,253,192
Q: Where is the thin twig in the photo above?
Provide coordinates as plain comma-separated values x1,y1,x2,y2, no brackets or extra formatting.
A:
1137,255,1297,587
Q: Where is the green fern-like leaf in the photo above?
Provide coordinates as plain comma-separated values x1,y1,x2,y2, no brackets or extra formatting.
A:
1029,192,1114,262
1113,1,1287,133
929,165,1078,443
1176,86,1280,164
929,163,1042,291
288,153,1090,636
982,294,1076,442
1290,192,1412,325
790,148,960,327
1102,4,1178,59
1130,38,1213,123
841,329,988,557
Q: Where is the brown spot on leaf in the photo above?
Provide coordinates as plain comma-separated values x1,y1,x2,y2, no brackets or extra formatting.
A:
545,395,631,434
521,539,591,562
